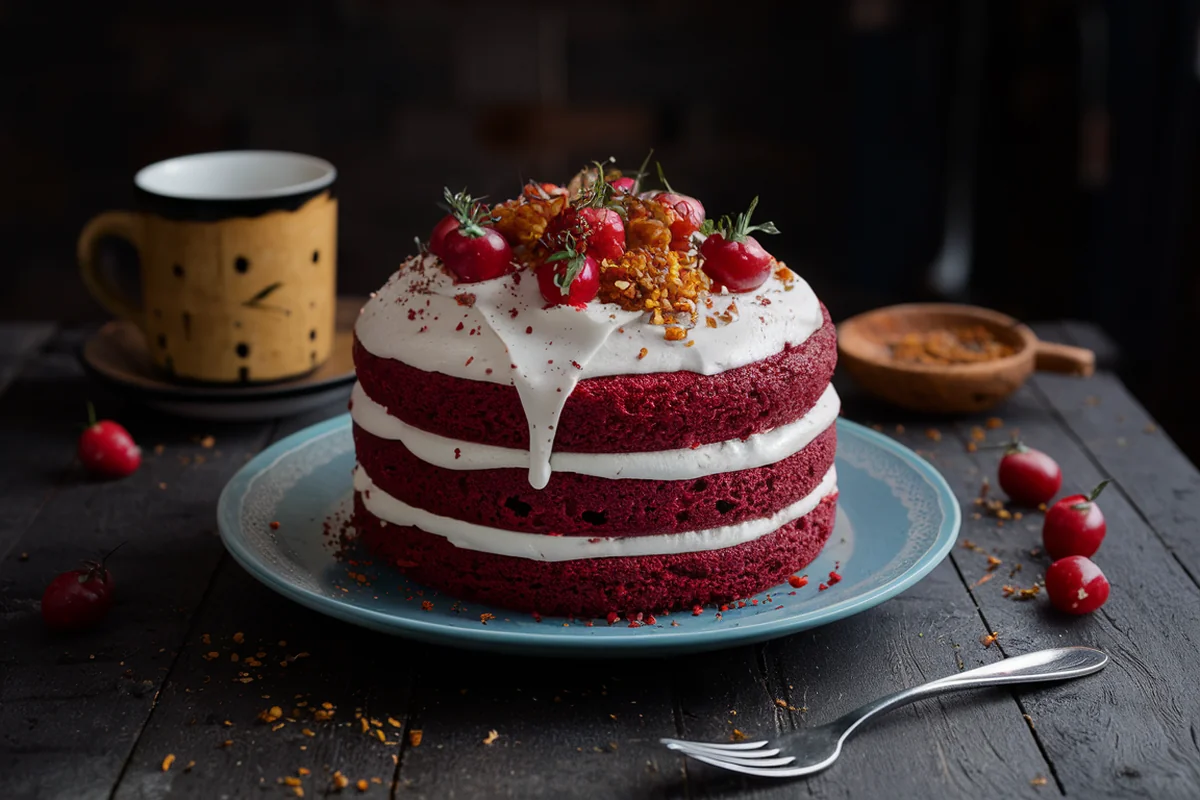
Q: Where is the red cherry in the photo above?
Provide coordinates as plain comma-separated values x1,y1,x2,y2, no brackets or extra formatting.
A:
78,404,140,479
997,441,1062,506
609,177,635,194
700,233,775,293
1043,480,1110,559
42,552,117,631
1045,555,1110,614
538,251,599,307
577,207,626,261
442,228,513,283
428,213,459,259
699,196,780,292
657,191,705,247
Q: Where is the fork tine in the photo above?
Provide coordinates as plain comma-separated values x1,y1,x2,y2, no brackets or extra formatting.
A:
669,742,782,759
660,737,770,751
679,751,797,768
678,749,808,778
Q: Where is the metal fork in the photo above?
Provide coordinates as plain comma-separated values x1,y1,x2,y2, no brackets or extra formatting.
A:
662,646,1107,779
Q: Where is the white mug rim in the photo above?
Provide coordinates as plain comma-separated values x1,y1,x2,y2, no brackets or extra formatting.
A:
134,150,337,201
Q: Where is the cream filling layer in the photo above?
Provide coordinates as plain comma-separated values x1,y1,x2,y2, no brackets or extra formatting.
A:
354,463,838,562
352,382,840,481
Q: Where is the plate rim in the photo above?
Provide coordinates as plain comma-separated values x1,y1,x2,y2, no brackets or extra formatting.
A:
217,415,962,654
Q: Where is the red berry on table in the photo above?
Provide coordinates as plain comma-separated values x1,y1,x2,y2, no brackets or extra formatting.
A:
435,187,513,283
1043,480,1111,560
41,547,121,631
576,207,625,262
699,196,781,293
537,237,600,307
78,403,140,479
1045,555,1110,614
996,439,1062,506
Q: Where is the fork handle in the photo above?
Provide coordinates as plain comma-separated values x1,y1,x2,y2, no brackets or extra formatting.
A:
837,647,1108,739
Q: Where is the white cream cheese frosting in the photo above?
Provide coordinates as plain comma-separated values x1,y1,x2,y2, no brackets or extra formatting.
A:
354,463,837,562
354,254,825,489
352,381,840,481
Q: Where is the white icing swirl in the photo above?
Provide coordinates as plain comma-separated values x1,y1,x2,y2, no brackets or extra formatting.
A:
354,463,837,562
355,255,824,489
352,381,840,481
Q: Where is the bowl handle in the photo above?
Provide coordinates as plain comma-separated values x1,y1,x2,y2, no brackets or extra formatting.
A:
1034,341,1095,376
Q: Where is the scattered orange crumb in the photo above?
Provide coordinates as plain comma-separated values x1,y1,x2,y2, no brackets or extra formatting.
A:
985,417,1003,429
387,717,402,728
966,442,978,452
664,326,686,341
409,729,423,747
360,718,369,734
298,767,311,776
925,428,942,442
986,555,1002,571
970,426,986,442
1031,776,1048,787
480,612,496,625
283,776,302,787
162,754,176,772
270,521,280,530
980,631,1000,648
203,651,219,661
730,729,747,742
356,778,369,792
974,573,994,587
332,772,349,790
221,740,233,748
200,435,215,448
421,600,434,612
302,728,315,738
201,633,211,645
184,760,195,772
483,729,499,745
374,728,386,743
260,706,284,724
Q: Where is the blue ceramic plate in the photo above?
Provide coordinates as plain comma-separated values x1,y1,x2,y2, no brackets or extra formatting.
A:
217,416,960,656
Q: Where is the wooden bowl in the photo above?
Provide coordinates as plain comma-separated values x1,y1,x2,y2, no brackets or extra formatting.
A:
837,303,1095,413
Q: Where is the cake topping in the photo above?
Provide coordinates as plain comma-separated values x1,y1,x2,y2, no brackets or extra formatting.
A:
436,187,515,283
699,196,781,293
537,233,601,308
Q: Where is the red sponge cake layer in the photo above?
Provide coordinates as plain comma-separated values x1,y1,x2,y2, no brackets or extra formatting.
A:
353,305,836,453
355,492,837,617
353,423,836,537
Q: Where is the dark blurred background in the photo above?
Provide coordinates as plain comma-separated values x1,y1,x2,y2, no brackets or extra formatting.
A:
3,0,1199,455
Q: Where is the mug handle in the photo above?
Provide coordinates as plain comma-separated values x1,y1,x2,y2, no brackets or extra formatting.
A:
78,211,144,325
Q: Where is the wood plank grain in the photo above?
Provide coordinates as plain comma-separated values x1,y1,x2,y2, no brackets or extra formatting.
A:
0,375,279,799
0,322,55,396
900,385,1200,798
672,559,1054,799
106,407,421,800
1027,370,1200,589
392,646,681,799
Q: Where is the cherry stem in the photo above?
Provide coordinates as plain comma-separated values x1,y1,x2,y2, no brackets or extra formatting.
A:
979,435,1027,454
86,401,97,428
630,149,654,194
100,541,127,566
1084,479,1108,503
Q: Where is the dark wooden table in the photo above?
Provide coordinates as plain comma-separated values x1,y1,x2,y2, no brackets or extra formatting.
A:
2,320,1199,800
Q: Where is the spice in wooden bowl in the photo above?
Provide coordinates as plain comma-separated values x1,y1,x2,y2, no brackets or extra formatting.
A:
889,325,1016,366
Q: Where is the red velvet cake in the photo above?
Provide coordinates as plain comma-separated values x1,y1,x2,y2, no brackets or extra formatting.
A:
351,166,838,617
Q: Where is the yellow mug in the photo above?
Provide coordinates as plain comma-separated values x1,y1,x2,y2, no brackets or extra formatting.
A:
78,150,338,383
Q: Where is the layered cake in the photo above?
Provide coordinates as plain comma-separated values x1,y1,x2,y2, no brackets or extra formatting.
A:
351,164,838,618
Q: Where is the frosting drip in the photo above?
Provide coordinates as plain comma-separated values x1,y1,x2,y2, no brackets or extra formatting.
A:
354,463,837,561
